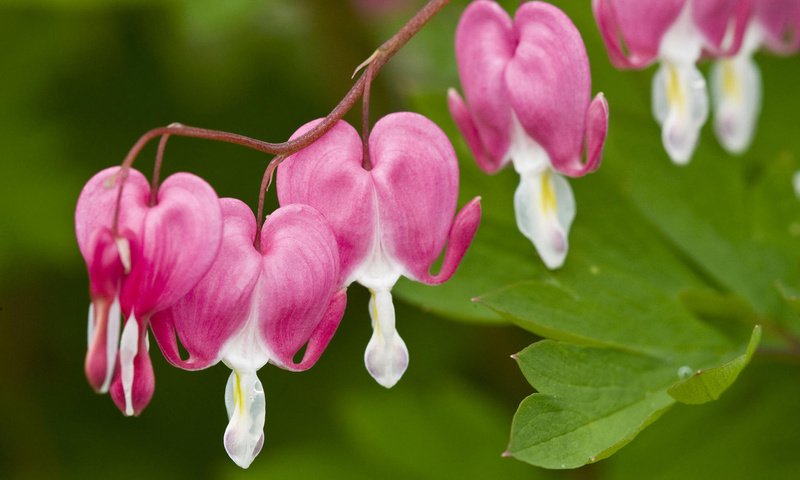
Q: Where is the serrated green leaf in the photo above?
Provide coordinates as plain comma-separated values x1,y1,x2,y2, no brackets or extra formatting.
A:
667,325,762,404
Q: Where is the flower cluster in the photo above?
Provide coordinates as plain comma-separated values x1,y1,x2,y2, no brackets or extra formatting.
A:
76,113,479,467
593,0,800,163
74,0,638,469
448,0,609,269
709,0,800,154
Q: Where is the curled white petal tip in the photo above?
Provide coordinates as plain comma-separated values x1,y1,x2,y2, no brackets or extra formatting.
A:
119,315,139,417
652,61,708,165
792,172,800,200
711,57,762,155
224,370,266,469
364,289,408,389
365,330,409,389
513,169,575,270
114,236,132,274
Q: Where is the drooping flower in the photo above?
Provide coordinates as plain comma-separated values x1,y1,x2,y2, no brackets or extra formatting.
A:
150,198,345,469
75,167,223,416
710,0,800,153
593,0,752,164
448,0,608,269
277,112,481,389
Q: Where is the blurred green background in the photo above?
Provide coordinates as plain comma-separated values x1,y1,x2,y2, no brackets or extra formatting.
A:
1,1,798,479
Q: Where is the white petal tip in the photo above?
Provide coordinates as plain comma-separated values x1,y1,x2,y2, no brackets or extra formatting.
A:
224,432,264,469
792,172,800,200
663,128,697,166
223,370,266,469
365,332,409,389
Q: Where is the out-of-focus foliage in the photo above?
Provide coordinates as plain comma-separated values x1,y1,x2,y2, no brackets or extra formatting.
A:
1,1,799,479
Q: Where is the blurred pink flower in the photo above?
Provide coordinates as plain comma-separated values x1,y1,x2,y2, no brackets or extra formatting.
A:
449,1,608,269
594,0,752,163
710,0,800,153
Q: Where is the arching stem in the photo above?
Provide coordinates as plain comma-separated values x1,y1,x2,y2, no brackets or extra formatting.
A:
254,155,284,250
110,0,451,234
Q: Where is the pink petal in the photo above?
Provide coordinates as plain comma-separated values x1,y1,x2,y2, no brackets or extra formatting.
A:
454,0,515,168
276,120,375,283
75,166,149,262
109,324,154,416
150,198,261,370
578,93,610,177
84,229,126,391
120,173,223,316
447,88,504,174
369,112,471,280
86,298,115,392
505,2,595,177
283,288,348,371
412,197,482,285
755,0,800,54
692,0,753,56
257,204,342,371
592,0,686,68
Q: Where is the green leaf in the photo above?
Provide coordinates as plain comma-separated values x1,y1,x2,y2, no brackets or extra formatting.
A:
667,325,762,404
486,273,758,468
508,341,678,469
607,362,800,480
477,269,730,360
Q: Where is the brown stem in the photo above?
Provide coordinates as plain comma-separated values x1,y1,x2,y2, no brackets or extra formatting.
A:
149,132,173,206
361,59,379,170
254,156,284,249
110,0,450,233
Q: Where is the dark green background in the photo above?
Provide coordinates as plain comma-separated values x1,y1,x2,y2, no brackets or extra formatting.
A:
1,1,797,479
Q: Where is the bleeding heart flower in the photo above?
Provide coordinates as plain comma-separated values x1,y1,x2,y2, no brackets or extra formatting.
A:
277,112,481,389
710,0,800,153
594,0,752,164
448,0,608,269
75,167,223,416
150,198,345,469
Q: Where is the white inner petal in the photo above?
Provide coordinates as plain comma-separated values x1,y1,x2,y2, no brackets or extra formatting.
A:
114,237,132,274
508,113,550,177
87,303,94,348
710,25,763,154
221,286,270,374
223,369,266,469
513,168,576,270
101,297,122,393
652,60,709,165
507,115,575,270
659,2,702,65
350,185,403,291
118,314,139,416
363,289,408,389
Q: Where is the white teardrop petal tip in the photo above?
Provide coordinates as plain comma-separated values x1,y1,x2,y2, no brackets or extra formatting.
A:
223,370,266,469
513,169,575,270
364,289,408,388
653,61,708,165
119,315,139,416
365,330,409,389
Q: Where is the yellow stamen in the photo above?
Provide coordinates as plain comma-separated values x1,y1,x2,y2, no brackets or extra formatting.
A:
370,290,381,337
667,63,684,113
233,371,243,411
540,171,557,215
722,59,741,101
